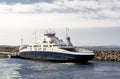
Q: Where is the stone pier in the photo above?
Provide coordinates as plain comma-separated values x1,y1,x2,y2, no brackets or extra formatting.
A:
94,50,120,62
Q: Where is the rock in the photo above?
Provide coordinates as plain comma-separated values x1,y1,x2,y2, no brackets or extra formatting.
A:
94,50,120,62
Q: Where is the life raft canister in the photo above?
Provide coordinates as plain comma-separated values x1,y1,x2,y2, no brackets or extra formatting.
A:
49,39,54,44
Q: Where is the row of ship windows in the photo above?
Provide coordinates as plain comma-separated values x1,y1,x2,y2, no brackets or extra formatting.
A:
29,48,47,50
29,45,57,47
29,44,66,48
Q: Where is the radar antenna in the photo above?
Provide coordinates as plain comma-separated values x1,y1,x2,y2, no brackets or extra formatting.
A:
65,27,73,46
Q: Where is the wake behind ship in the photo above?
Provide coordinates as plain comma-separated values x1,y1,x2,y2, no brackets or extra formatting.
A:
19,30,94,63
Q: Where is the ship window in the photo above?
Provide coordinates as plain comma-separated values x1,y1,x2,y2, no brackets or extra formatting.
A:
53,45,58,46
43,45,48,47
43,40,47,43
43,48,46,51
34,45,39,47
49,45,52,47
38,48,41,50
29,45,32,47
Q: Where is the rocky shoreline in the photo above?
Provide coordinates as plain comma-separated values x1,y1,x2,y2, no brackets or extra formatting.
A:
94,50,120,62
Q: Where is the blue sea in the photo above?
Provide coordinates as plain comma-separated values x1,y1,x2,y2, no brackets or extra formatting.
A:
81,46,120,51
0,58,120,79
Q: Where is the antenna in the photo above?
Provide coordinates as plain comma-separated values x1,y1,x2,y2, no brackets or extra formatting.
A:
35,32,36,43
33,32,37,43
21,38,23,46
66,27,69,38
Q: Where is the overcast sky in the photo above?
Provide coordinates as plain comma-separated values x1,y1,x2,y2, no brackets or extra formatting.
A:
0,0,120,46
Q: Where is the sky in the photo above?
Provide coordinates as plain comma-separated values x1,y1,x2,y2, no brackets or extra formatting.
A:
0,0,120,46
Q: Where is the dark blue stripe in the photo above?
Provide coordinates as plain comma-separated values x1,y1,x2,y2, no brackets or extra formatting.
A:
19,51,94,62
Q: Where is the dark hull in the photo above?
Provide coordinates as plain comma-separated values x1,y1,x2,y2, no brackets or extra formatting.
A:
19,51,94,63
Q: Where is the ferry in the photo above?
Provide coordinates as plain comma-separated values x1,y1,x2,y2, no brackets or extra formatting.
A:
19,30,94,63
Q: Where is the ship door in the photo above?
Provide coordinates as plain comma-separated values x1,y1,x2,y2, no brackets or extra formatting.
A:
43,48,46,51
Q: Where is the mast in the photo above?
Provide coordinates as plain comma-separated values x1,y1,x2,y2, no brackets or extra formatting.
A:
35,32,36,43
66,27,69,38
65,27,73,46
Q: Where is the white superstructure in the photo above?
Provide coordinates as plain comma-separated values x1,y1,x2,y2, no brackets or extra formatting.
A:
19,30,94,63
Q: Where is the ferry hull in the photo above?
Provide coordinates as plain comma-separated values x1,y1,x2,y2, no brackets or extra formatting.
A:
19,51,94,63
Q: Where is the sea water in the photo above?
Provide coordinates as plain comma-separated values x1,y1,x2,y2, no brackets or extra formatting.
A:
0,58,120,79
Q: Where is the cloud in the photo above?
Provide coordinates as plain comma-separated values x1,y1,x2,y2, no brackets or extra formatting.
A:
0,0,120,45
0,0,119,20
0,0,45,4
0,0,120,29
0,13,119,31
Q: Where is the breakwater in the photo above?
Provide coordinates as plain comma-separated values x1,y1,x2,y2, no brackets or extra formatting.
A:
94,50,120,62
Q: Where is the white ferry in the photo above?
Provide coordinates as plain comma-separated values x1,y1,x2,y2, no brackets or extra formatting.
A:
19,30,94,63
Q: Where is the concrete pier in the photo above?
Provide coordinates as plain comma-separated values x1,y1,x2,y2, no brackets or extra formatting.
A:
0,52,10,58
0,52,19,58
